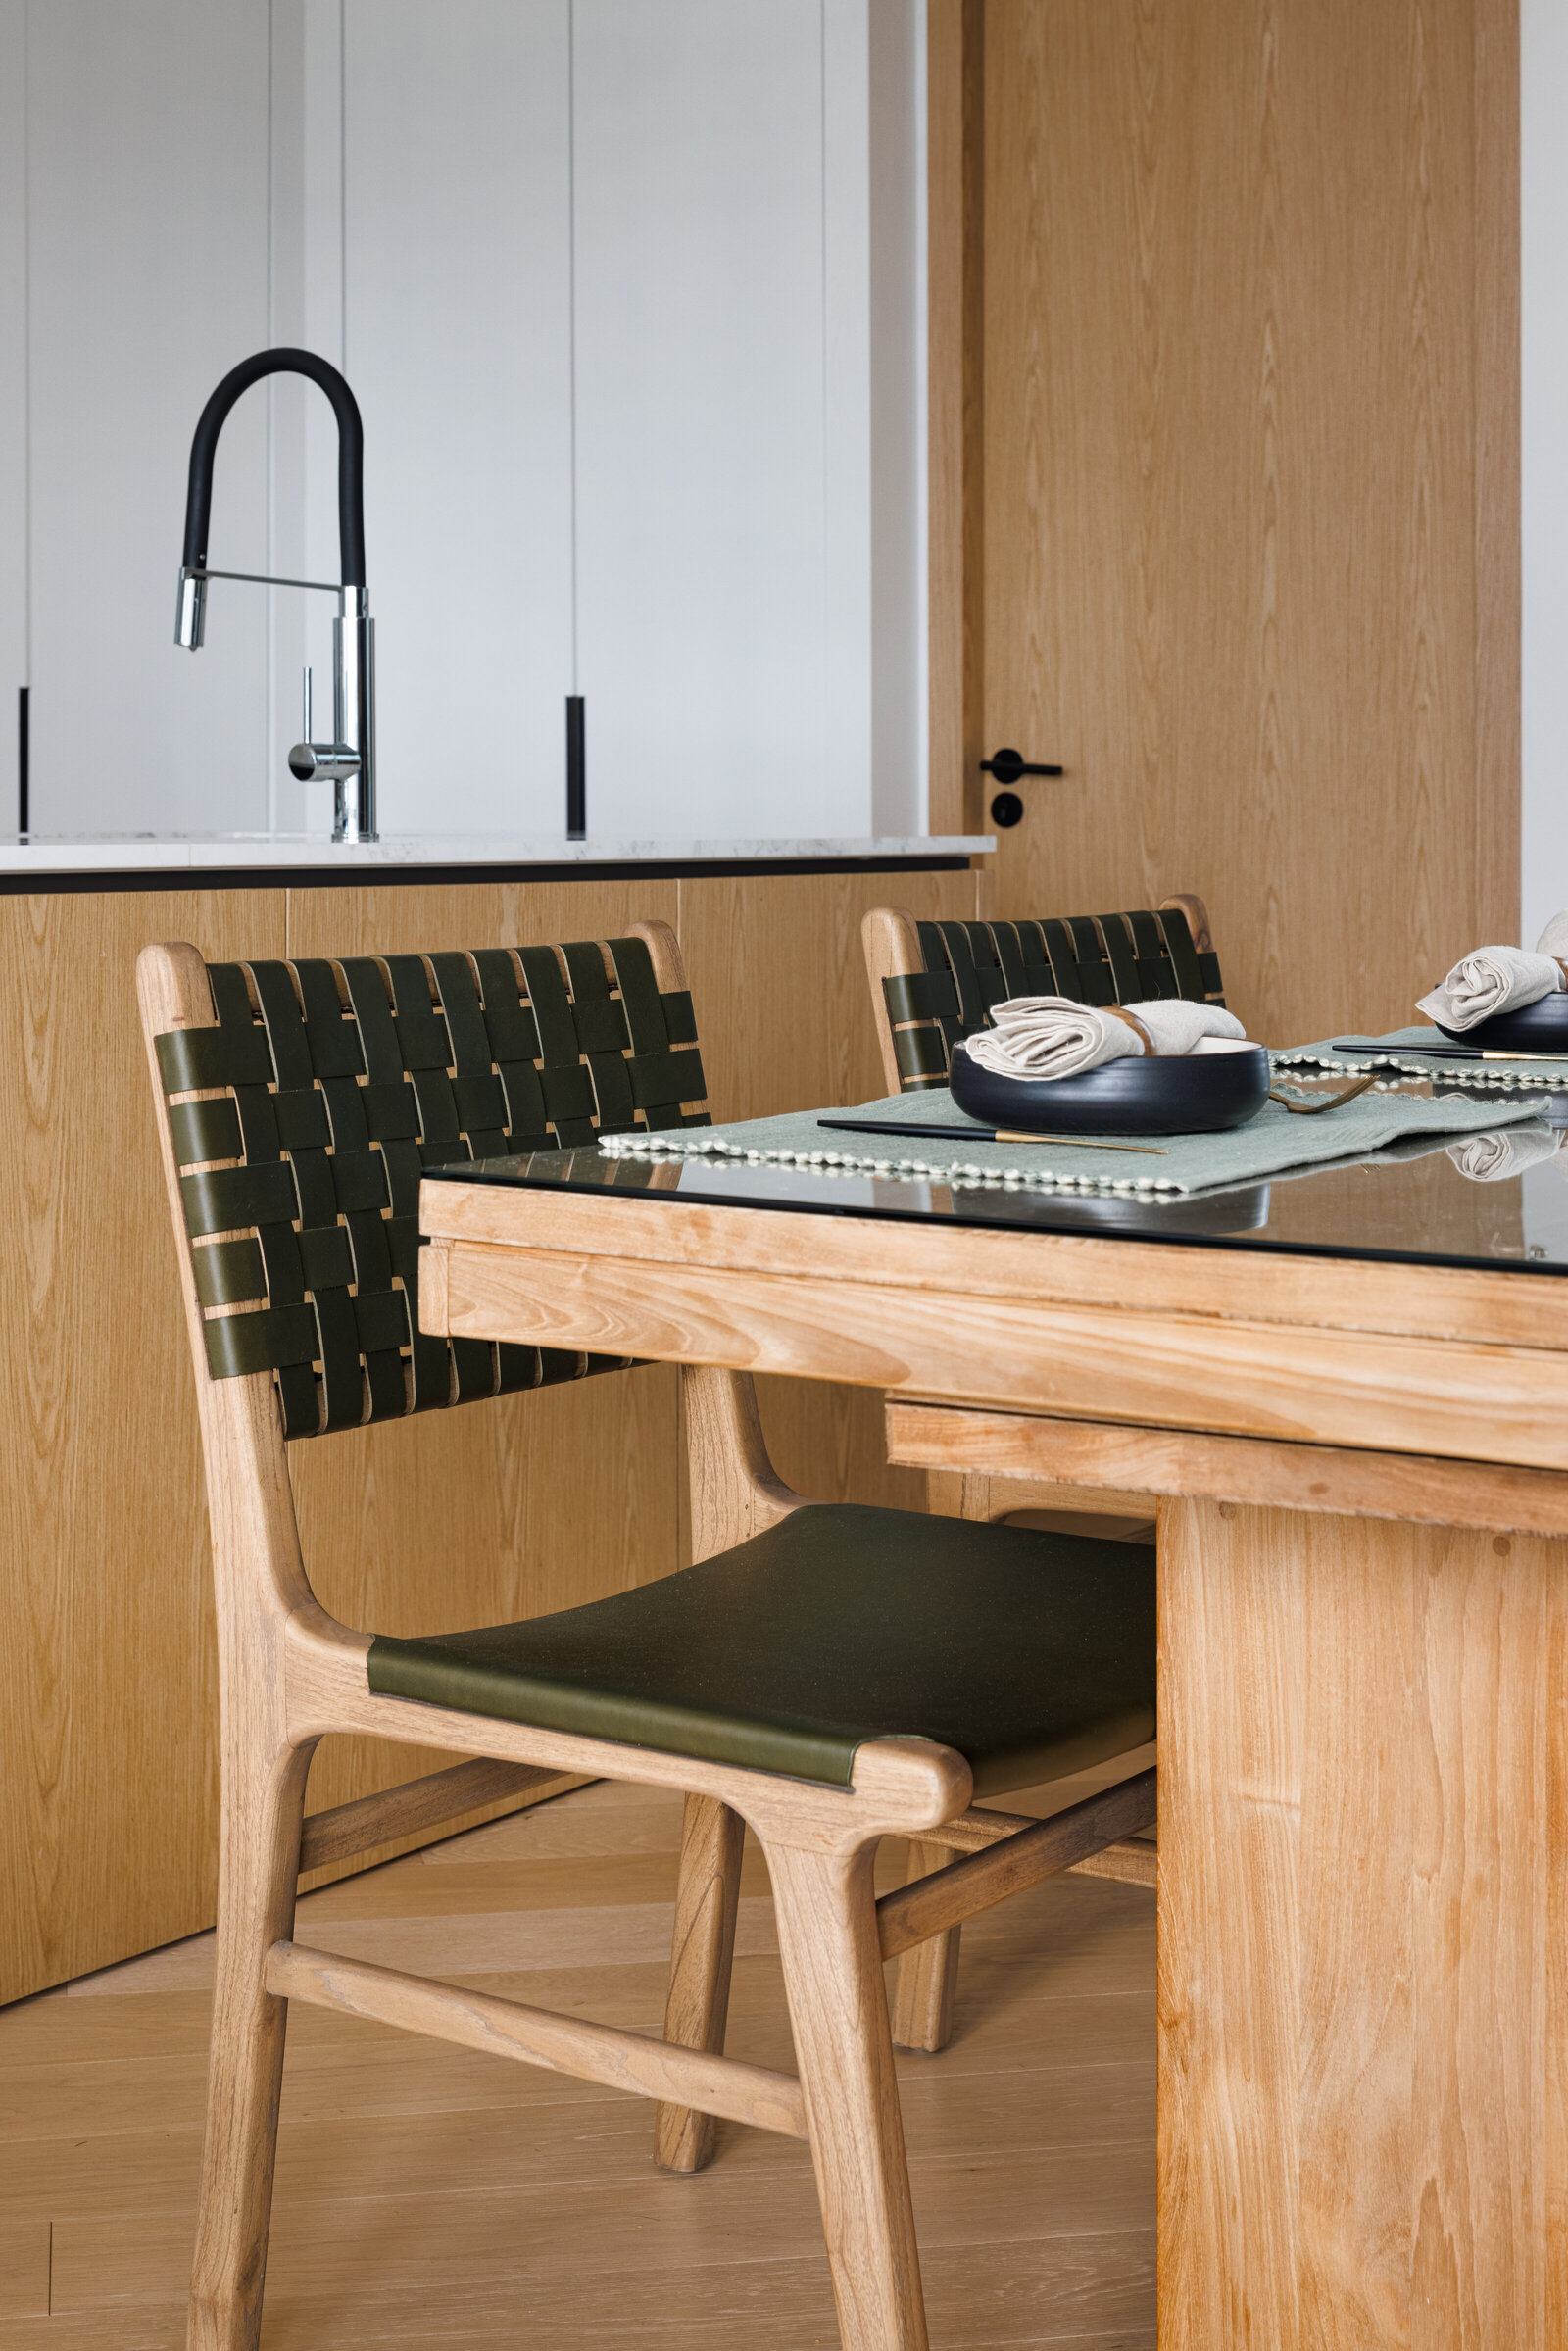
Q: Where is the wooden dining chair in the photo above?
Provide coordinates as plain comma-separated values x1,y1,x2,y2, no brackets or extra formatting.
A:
858,898,1221,1558
139,919,1156,2351
862,897,1225,1098
855,901,1186,2011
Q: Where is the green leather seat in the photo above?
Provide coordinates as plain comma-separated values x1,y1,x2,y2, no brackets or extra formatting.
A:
369,1502,1154,1795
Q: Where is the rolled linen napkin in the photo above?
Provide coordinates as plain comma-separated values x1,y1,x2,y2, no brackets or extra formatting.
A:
958,994,1247,1083
1446,1123,1565,1182
1415,910,1568,1030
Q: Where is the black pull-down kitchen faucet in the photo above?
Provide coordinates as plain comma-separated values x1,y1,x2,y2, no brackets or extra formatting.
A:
175,347,376,843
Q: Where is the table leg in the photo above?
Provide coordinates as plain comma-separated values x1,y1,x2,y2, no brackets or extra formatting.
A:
1157,1497,1568,2350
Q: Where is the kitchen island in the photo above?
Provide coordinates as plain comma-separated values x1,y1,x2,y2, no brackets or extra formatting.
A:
0,835,987,2001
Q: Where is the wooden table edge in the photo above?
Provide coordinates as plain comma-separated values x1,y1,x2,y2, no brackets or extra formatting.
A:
418,1176,1568,1352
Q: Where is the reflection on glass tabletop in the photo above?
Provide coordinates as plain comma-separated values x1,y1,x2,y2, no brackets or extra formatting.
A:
422,1073,1568,1277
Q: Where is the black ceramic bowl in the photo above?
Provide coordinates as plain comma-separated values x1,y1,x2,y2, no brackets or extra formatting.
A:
1434,995,1568,1053
949,1036,1271,1137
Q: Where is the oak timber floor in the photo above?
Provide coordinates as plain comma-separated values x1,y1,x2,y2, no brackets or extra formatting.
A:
0,1760,1156,2348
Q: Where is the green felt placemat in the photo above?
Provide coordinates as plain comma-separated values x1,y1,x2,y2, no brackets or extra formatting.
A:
599,1082,1542,1199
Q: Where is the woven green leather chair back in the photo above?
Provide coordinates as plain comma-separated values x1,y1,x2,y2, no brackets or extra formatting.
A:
883,906,1225,1092
152,935,708,1438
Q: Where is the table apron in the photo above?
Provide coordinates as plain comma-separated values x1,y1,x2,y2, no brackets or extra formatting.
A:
427,1237,1568,1472
887,1401,1568,1536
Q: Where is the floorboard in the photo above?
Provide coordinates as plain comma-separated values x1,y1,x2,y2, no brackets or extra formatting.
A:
0,1765,1155,2345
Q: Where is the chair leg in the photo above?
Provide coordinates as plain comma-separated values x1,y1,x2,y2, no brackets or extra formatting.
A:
889,1840,960,2054
655,1793,746,2172
766,1838,929,2351
188,1739,315,2351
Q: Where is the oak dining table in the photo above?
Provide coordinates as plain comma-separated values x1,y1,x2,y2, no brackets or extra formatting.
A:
418,1106,1568,2351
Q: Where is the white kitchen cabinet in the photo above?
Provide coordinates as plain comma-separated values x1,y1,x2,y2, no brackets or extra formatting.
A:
340,0,575,836
572,0,854,839
10,1,923,842
341,0,914,840
22,0,273,836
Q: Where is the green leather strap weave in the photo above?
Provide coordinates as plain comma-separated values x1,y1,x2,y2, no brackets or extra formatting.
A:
156,936,709,1437
885,907,1227,1091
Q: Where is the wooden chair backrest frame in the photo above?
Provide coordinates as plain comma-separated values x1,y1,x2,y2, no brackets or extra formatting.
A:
861,896,1224,1094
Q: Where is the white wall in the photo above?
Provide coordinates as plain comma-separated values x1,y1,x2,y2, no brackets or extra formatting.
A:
1522,0,1568,947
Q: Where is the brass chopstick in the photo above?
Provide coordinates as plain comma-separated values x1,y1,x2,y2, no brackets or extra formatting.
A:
991,1129,1166,1152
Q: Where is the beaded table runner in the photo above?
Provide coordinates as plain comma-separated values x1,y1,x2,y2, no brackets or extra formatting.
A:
1276,1026,1568,1091
598,1082,1541,1200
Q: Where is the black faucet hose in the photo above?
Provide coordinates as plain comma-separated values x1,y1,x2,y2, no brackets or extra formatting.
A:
180,347,366,586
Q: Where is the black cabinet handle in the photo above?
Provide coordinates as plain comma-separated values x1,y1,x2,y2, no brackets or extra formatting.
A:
565,695,586,840
980,747,1063,784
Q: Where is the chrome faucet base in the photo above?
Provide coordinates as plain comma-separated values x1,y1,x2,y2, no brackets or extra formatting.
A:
285,600,377,842
333,598,376,844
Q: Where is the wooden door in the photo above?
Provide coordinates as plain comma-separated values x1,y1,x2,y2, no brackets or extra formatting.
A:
928,0,1519,1045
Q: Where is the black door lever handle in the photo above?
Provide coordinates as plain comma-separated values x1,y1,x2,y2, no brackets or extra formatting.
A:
979,747,1064,784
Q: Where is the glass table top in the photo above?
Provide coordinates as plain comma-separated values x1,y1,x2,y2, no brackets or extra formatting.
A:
422,1076,1568,1279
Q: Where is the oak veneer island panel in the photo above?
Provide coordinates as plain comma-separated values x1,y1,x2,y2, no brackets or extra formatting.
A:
0,887,284,2008
0,862,973,2004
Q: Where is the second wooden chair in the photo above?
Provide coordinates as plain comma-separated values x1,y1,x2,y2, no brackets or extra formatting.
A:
862,897,1225,1098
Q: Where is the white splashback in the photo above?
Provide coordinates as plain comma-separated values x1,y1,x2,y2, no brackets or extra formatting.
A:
3,0,925,843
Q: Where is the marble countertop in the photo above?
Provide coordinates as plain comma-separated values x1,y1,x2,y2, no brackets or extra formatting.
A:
0,831,992,877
